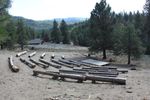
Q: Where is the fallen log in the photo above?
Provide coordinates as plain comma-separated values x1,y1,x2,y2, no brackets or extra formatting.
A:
86,75,126,85
30,58,49,69
51,59,74,68
40,53,46,59
28,52,36,58
20,58,36,68
8,56,19,72
39,59,61,69
16,51,27,57
59,59,81,67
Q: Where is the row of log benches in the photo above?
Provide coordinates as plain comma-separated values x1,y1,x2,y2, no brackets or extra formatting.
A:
8,51,127,85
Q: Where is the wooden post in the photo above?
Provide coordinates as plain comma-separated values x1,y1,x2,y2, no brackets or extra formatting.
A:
20,58,36,68
40,53,46,59
39,59,61,69
8,56,19,72
28,52,36,58
16,51,27,57
30,58,49,68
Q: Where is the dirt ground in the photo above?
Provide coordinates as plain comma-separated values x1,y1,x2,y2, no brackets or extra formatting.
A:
0,50,150,100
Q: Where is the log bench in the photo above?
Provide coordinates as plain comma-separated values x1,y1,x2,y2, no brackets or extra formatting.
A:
39,59,61,69
32,70,126,85
20,58,36,68
28,52,36,58
30,58,49,69
8,56,19,72
16,51,27,57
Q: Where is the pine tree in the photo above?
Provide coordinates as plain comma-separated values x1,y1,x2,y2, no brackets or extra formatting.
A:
5,20,16,49
0,0,11,22
144,0,150,54
60,19,70,44
51,20,61,43
89,0,113,59
16,19,27,50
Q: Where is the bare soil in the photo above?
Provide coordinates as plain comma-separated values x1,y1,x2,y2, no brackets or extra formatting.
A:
0,50,150,100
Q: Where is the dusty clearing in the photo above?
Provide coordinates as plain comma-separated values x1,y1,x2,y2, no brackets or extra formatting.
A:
0,50,150,100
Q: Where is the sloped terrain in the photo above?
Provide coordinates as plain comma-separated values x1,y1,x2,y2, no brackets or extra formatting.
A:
0,50,150,100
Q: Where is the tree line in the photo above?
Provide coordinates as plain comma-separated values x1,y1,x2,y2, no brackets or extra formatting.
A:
1,0,150,64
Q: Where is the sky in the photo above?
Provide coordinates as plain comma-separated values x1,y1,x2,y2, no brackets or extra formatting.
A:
9,0,146,20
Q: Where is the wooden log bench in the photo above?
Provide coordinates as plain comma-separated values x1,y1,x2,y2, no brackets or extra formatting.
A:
39,59,61,69
28,52,36,58
33,70,86,83
30,58,49,69
82,67,128,74
33,70,126,85
40,53,46,59
20,58,36,68
59,59,81,67
51,59,74,68
59,69,87,75
16,51,27,57
86,75,126,85
8,56,19,72
73,68,118,77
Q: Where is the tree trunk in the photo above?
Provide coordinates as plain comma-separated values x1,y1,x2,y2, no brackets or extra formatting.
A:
103,49,106,59
21,44,24,50
128,52,131,65
128,31,131,65
0,44,3,49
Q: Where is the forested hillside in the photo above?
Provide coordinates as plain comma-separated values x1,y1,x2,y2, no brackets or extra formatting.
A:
1,0,150,64
11,16,86,30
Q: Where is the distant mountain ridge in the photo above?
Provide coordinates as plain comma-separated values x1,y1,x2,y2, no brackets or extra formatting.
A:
11,16,86,30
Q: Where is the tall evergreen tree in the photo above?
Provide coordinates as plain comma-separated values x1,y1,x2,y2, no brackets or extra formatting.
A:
51,20,61,43
122,24,144,64
60,19,70,44
0,0,11,49
5,20,16,49
89,0,113,59
144,0,150,54
0,0,11,22
16,19,27,50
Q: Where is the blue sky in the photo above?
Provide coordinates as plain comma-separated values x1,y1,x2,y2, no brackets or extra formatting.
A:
9,0,146,20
